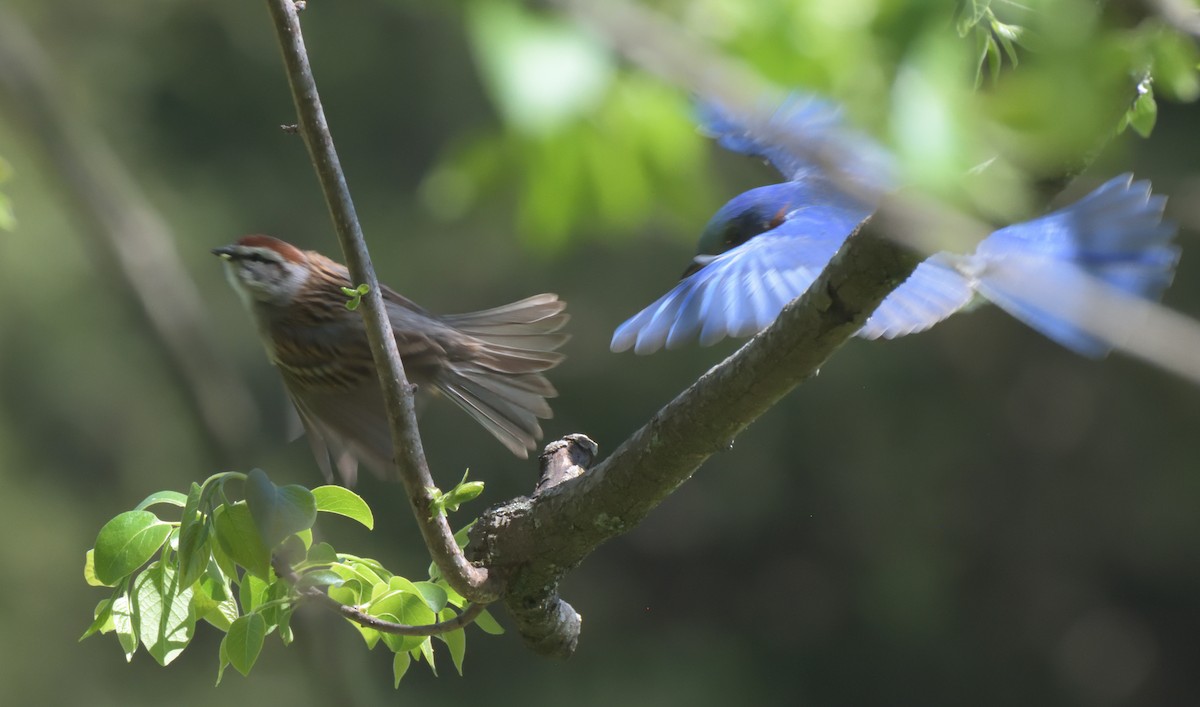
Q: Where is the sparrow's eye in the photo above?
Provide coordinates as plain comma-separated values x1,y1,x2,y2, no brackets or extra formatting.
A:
244,252,272,264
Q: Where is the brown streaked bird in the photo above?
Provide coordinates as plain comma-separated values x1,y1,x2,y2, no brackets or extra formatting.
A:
213,235,569,485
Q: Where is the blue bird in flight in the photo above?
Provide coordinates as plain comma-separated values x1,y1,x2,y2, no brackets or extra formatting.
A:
611,94,1180,357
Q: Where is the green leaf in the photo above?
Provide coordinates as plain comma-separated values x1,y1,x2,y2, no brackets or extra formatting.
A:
993,21,1022,67
307,542,338,565
327,577,363,606
176,520,211,589
213,502,271,580
412,581,448,613
392,651,411,688
312,485,375,529
371,590,436,653
277,607,295,646
417,636,437,676
437,620,467,676
191,561,235,632
427,522,475,582
202,559,232,600
260,579,293,637
93,510,173,585
277,533,308,568
134,490,188,511
474,608,504,635
296,569,344,591
80,594,115,641
112,592,138,662
201,595,239,632
131,562,195,666
222,613,267,677
333,559,385,589
244,468,317,548
956,0,991,36
295,528,313,550
1128,86,1158,138
209,532,239,583
239,572,269,615
83,549,104,587
387,575,427,598
442,481,484,513
437,578,466,608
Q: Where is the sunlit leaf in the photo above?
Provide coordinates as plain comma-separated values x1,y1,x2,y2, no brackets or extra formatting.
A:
93,511,172,586
80,594,115,641
436,609,467,676
134,490,188,511
412,581,449,613
112,593,137,662
131,562,195,666
312,485,375,529
392,651,411,688
371,589,436,653
474,608,505,635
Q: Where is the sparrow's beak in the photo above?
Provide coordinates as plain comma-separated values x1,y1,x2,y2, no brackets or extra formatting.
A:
211,246,236,260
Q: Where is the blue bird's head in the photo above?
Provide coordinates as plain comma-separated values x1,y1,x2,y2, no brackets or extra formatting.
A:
695,183,797,258
687,180,868,277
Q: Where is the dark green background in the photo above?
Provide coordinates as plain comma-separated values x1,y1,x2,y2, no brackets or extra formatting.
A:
2,1,1199,705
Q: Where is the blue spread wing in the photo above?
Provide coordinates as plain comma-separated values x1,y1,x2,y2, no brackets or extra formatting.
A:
611,199,866,354
858,255,976,340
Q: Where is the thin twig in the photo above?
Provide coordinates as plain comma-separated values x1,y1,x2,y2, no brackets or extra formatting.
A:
262,0,497,602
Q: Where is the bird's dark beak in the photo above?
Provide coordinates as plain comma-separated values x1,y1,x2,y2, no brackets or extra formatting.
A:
212,246,236,260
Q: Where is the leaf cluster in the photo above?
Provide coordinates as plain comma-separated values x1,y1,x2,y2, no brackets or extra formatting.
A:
82,469,499,687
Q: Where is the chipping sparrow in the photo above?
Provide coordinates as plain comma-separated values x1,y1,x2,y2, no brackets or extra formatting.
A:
213,234,569,484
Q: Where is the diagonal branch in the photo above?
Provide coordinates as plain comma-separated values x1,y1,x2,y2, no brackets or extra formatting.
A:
262,0,498,603
470,212,922,657
261,0,1200,660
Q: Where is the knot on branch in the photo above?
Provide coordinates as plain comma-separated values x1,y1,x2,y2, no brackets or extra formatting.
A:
467,434,598,658
535,433,598,494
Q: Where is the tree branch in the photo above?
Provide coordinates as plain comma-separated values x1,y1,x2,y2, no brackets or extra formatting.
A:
261,0,1200,660
262,0,498,603
471,213,922,657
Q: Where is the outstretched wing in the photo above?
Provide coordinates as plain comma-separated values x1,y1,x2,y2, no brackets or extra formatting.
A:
612,198,866,354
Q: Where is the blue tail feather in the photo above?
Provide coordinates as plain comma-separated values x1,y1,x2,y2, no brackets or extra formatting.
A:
971,174,1180,356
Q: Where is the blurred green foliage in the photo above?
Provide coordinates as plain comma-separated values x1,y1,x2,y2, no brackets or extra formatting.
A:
1,0,1200,706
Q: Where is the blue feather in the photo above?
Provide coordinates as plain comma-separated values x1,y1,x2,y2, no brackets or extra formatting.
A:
613,95,1180,357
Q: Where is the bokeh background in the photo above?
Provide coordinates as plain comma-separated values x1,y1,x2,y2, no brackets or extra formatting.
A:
2,1,1200,705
